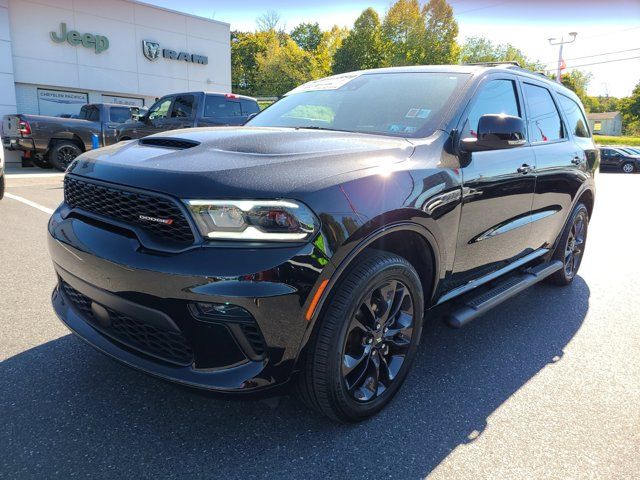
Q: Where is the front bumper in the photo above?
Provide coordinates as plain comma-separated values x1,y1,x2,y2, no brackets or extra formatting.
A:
48,207,333,394
3,136,36,152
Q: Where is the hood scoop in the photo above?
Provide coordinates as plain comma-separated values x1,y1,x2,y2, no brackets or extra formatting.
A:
139,137,200,150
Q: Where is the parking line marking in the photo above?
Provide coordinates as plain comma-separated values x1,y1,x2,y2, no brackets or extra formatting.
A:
4,193,54,215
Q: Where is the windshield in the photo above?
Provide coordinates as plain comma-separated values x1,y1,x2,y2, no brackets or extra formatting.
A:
247,72,470,138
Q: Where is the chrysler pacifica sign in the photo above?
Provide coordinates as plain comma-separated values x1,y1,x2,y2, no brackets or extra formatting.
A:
142,40,208,65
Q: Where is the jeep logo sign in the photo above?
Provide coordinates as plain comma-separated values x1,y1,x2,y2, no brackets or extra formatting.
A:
50,23,109,54
142,39,208,65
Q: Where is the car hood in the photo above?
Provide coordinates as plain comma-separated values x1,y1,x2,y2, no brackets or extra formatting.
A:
68,127,415,198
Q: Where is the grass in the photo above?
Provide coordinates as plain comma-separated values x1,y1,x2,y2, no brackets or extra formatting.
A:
593,135,640,146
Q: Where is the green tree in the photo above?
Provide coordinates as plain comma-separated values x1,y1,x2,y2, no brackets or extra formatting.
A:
559,70,592,106
382,0,426,66
333,8,386,74
314,25,349,76
620,80,640,135
231,30,277,96
291,22,323,52
421,0,459,64
255,37,317,96
459,36,543,71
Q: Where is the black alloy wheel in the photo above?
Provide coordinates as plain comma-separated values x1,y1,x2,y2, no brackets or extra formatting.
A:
48,140,82,171
342,280,414,402
548,203,589,285
296,251,424,422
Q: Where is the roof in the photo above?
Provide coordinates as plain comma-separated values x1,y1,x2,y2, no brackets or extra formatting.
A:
587,111,621,120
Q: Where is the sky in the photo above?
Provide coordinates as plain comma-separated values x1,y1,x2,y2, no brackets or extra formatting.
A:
143,0,640,98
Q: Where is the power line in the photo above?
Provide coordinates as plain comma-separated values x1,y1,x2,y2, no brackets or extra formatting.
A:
563,55,640,69
455,1,510,15
541,47,640,66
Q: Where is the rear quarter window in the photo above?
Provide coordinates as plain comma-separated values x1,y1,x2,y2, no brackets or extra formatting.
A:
204,96,242,117
558,94,590,138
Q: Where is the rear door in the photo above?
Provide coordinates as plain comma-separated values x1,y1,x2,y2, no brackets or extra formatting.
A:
451,74,537,285
522,81,588,249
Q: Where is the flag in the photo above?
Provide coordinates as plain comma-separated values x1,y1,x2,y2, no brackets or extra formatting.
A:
560,58,567,70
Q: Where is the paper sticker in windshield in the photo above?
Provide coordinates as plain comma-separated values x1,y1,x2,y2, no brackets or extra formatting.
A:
406,108,419,118
285,72,363,96
404,126,417,134
417,109,431,119
389,124,404,133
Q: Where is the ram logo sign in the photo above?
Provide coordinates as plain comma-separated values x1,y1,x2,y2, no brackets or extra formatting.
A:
142,40,208,65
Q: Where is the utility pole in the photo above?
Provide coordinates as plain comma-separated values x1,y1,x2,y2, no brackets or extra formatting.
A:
548,32,577,84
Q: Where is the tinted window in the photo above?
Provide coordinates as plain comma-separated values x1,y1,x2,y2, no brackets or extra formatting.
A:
462,79,520,139
248,72,470,137
148,98,172,120
523,83,564,143
558,94,590,138
109,107,132,123
241,99,260,115
204,96,242,117
171,95,194,118
79,106,100,122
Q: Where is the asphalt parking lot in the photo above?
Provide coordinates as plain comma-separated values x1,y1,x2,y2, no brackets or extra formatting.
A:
1,168,639,480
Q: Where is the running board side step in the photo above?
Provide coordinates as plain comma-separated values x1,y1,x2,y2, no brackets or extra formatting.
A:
446,260,563,328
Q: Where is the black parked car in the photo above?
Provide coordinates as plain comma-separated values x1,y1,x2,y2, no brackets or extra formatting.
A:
2,104,143,171
48,65,597,422
599,146,640,173
116,92,260,142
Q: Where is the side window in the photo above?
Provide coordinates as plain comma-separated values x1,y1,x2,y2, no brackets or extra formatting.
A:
171,95,195,118
558,94,590,138
148,98,172,120
109,107,132,123
204,96,242,117
462,79,520,140
240,100,260,115
523,83,564,143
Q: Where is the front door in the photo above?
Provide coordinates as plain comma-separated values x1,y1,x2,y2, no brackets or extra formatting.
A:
451,76,537,286
139,96,174,137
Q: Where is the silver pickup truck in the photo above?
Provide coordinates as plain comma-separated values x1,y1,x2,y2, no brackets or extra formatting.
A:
2,103,144,171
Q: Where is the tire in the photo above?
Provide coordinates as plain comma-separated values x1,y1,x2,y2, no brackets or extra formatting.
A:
48,140,82,171
547,203,589,285
296,251,424,422
0,174,4,200
621,162,635,174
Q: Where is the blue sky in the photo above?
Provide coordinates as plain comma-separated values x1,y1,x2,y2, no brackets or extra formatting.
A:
143,0,640,97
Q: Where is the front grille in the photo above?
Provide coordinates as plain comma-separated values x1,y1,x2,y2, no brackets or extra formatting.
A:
60,281,194,366
64,176,195,245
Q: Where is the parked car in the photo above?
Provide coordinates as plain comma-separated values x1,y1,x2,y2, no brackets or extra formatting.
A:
116,92,260,142
48,65,596,422
599,146,640,173
2,104,143,171
617,146,640,156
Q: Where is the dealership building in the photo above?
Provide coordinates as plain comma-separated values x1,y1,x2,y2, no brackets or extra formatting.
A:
0,0,231,163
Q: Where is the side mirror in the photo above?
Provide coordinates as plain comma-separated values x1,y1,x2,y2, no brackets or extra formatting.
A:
461,114,526,153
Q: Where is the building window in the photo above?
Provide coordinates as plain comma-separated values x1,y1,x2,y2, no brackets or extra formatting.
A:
37,88,88,117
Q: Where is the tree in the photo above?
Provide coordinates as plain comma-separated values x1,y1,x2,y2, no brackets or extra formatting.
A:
255,38,317,96
382,0,426,66
559,70,592,106
459,36,543,71
421,0,459,64
256,10,283,32
291,22,323,52
231,30,278,96
333,8,386,74
314,25,349,76
620,80,640,136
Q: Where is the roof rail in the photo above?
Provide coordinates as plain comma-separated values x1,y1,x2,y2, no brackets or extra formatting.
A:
463,61,521,67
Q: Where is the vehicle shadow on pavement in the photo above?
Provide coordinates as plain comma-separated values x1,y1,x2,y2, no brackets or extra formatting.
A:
1,278,590,479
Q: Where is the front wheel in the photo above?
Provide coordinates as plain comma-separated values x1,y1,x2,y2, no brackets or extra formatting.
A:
296,251,424,422
547,203,589,285
621,162,635,174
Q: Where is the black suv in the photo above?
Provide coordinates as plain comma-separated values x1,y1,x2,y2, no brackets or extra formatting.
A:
48,65,597,422
599,146,640,173
116,92,259,141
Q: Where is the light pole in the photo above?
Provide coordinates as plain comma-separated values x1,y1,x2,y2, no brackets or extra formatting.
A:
548,32,577,84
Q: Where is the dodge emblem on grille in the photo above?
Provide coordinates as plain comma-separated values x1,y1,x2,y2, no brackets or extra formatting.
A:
139,214,174,225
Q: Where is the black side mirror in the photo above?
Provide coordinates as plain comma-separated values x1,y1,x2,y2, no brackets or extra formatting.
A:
461,114,526,153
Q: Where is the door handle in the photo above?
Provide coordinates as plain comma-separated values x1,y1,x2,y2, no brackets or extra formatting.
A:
571,156,582,165
517,164,533,174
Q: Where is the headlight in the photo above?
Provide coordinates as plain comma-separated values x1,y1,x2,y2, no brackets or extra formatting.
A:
184,199,319,242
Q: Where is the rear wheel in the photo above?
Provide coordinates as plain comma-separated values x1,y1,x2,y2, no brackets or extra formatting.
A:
547,203,589,285
621,162,635,174
48,140,82,171
296,251,424,422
